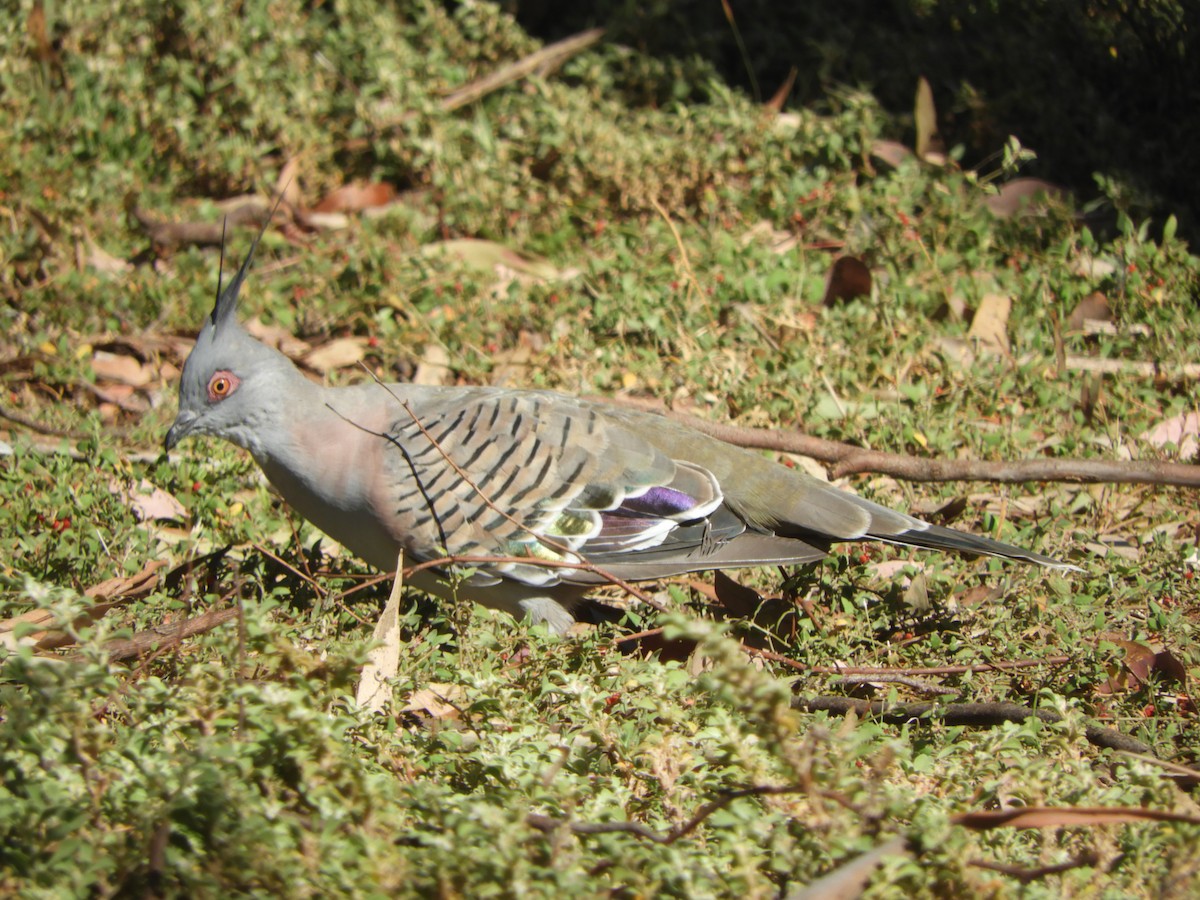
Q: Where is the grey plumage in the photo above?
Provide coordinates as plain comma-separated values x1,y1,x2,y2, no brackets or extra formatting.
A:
165,226,1072,633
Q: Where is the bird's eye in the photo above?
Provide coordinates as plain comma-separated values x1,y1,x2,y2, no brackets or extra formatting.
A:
206,370,240,402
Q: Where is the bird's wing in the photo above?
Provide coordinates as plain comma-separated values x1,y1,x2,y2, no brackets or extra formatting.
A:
373,388,803,587
597,403,1071,568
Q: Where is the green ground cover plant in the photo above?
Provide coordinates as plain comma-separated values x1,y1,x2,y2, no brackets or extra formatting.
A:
1,1,1198,895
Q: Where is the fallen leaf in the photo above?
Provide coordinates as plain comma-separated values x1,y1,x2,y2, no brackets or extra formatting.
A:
303,337,367,373
713,571,765,618
87,559,168,600
400,684,464,719
422,239,562,281
952,806,1200,830
866,560,924,581
114,479,186,522
985,178,1069,218
1140,411,1200,460
902,572,931,611
294,210,350,231
82,235,132,277
92,350,153,387
966,293,1011,355
764,66,797,112
821,256,872,306
0,559,166,652
914,76,942,162
1067,292,1112,331
490,331,543,387
954,584,1005,608
870,139,915,169
244,318,311,357
412,344,453,386
275,158,304,210
357,558,404,713
1096,634,1187,694
87,382,150,414
788,837,911,900
314,181,397,214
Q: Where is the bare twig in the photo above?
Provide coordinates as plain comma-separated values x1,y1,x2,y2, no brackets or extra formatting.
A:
968,853,1099,884
527,782,811,846
745,645,1072,677
437,28,605,114
597,395,1200,487
648,195,703,301
129,200,269,249
97,606,239,663
794,697,1153,755
0,403,88,438
828,673,959,696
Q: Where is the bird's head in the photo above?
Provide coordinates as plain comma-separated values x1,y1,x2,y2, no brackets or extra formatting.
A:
165,213,294,456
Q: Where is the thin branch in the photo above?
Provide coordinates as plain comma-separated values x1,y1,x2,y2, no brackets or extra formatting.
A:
794,697,1153,755
526,783,812,846
97,606,239,662
968,853,1099,884
0,403,88,438
648,195,703,301
437,29,605,113
598,395,1200,487
829,673,959,696
745,645,1072,677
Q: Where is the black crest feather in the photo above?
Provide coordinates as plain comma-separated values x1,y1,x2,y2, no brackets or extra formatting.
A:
210,190,287,329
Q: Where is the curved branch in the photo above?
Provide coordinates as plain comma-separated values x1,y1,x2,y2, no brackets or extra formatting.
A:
598,396,1200,487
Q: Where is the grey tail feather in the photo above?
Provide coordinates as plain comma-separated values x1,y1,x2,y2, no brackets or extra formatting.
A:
210,187,288,328
879,523,1079,570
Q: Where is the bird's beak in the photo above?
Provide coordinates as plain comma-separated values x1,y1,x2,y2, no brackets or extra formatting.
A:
164,410,199,453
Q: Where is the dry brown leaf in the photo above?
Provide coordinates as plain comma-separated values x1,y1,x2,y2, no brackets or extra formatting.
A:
1140,411,1200,460
275,158,304,210
821,256,872,306
1096,634,1187,694
765,66,798,112
244,318,311,357
490,332,543,387
1067,292,1112,331
914,76,941,162
952,806,1200,830
954,584,1005,608
294,210,350,231
400,683,464,719
713,571,765,619
357,558,404,713
412,344,454,387
87,559,168,600
111,478,186,522
422,239,562,282
788,837,910,900
0,559,166,651
966,293,1012,355
82,235,132,277
303,337,367,373
87,382,150,414
92,350,153,387
985,178,1069,218
313,181,397,214
870,139,915,169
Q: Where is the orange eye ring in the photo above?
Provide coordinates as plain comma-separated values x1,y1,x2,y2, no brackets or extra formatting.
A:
206,370,239,402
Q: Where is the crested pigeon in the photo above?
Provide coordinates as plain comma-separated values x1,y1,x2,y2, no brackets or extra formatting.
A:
165,227,1071,634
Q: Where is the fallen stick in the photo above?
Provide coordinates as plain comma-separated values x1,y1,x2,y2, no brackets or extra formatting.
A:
439,27,605,113
600,396,1200,487
794,696,1153,755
